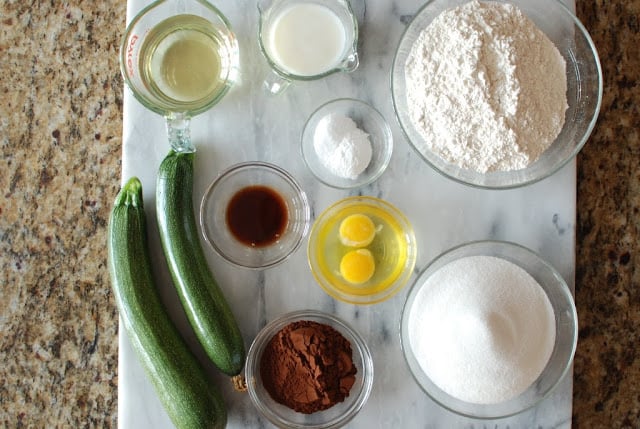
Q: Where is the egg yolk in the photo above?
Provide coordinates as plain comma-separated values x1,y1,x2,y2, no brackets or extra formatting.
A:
340,249,375,284
339,214,376,247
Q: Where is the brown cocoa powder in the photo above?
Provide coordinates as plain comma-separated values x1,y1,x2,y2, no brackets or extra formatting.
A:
259,320,357,414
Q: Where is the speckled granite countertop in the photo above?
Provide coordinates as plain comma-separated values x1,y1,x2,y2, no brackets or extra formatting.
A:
0,0,637,427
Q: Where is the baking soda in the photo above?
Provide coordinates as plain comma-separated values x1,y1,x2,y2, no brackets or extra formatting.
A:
407,255,556,404
313,114,372,180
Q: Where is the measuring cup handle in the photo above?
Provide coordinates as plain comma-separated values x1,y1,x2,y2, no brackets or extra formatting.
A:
263,69,291,95
166,113,196,153
341,51,359,72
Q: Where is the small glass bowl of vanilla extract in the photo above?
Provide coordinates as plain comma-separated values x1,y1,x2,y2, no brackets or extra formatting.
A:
200,161,310,269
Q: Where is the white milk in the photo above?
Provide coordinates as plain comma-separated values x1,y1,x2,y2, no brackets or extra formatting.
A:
265,3,348,76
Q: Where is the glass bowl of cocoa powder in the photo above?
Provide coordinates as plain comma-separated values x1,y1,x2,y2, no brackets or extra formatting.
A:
245,310,374,428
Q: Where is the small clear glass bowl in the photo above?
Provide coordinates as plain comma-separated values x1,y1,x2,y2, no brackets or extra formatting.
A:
199,161,310,269
245,310,374,429
308,196,417,305
400,240,578,419
391,0,602,189
301,98,393,189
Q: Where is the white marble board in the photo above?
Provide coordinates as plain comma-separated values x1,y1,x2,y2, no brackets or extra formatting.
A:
119,0,576,427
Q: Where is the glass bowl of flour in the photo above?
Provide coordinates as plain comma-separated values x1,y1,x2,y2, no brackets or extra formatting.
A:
301,98,393,189
391,0,602,189
400,240,578,418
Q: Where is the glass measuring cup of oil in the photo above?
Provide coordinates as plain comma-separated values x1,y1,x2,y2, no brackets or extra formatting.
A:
257,0,359,94
120,0,239,152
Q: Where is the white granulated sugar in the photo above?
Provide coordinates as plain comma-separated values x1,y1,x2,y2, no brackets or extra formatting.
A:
407,255,556,404
405,0,568,173
313,113,372,180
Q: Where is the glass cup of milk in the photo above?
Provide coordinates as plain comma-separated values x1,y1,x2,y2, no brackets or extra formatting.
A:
120,0,239,153
257,0,359,94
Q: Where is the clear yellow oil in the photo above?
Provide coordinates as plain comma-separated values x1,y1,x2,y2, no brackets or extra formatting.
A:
315,203,410,297
139,14,227,106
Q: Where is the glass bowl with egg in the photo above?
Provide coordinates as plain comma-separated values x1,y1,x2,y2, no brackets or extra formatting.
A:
301,98,393,189
199,161,310,269
391,0,602,189
400,240,578,418
245,310,374,428
307,196,417,305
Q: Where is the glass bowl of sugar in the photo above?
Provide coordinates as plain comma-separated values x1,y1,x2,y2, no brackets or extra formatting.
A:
400,240,578,419
301,98,393,189
391,0,602,189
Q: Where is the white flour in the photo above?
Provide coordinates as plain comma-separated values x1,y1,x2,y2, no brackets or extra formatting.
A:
313,114,372,179
405,0,568,173
407,255,556,404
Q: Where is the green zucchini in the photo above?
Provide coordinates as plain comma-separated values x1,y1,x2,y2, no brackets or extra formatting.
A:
156,150,245,377
108,177,226,429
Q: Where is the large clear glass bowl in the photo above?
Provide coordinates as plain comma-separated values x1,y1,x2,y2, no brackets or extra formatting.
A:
400,240,578,418
391,0,602,189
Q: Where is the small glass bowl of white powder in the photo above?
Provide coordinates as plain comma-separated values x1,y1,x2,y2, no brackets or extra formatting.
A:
400,240,578,419
301,98,393,189
391,0,602,189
